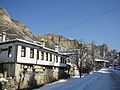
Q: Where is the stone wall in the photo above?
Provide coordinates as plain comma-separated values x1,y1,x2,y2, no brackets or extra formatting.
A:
2,63,67,89
0,63,15,78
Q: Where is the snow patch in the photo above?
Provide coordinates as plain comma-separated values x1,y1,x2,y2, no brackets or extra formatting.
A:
97,68,112,74
47,79,68,85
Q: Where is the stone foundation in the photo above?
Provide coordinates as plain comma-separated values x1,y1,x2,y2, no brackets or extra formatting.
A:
0,63,68,89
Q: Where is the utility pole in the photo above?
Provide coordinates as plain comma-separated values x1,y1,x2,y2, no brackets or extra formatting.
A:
91,43,95,71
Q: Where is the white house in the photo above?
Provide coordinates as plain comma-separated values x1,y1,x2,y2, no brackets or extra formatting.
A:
0,38,67,89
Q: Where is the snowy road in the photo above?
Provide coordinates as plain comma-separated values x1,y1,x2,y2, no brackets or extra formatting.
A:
34,69,120,90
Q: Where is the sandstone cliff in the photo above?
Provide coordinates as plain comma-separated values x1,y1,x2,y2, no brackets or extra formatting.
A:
0,8,36,41
36,34,80,50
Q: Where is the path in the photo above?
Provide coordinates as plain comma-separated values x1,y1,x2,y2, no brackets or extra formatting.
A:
34,68,120,90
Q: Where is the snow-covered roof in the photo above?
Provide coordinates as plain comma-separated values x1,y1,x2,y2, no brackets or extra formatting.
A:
95,59,109,62
0,38,42,47
0,38,67,55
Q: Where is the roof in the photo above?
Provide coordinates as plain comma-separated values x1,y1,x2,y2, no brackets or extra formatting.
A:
0,38,67,56
0,38,43,47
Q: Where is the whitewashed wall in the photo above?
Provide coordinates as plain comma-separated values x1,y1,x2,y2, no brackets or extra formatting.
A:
17,45,37,64
54,56,66,67
36,51,56,66
16,45,66,67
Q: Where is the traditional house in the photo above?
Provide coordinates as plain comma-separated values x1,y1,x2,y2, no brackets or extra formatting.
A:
0,38,67,89
95,59,109,70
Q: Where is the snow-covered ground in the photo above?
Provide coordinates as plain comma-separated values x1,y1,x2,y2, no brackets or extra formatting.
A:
34,68,120,90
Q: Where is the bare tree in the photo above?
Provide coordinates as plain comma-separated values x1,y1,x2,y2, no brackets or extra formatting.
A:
67,40,96,78
68,42,90,77
114,52,120,66
90,41,95,71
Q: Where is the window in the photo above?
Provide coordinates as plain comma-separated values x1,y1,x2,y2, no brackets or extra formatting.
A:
60,57,62,63
41,52,44,60
54,54,55,62
63,58,65,64
30,48,34,58
37,50,39,60
60,57,65,64
65,59,66,64
56,56,58,63
62,57,65,64
50,54,52,61
46,52,48,61
21,46,26,57
8,46,12,57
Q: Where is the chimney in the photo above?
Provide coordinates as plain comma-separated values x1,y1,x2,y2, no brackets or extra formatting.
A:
41,41,45,47
40,39,46,47
55,46,59,52
2,32,6,42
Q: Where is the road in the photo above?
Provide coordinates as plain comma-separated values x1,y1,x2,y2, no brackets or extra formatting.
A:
34,68,120,90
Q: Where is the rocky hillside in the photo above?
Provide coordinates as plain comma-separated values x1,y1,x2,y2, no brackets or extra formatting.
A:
36,34,80,50
87,43,117,59
0,8,37,41
0,8,118,59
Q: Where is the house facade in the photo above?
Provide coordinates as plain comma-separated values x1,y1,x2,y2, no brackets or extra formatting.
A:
0,39,67,89
95,59,109,70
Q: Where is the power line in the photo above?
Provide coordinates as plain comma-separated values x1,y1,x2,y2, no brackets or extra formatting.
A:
53,6,120,34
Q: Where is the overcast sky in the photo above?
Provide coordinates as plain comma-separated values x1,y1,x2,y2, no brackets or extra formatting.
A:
0,0,120,51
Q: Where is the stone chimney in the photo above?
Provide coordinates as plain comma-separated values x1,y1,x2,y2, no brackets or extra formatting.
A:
40,39,46,47
2,32,6,42
55,46,59,52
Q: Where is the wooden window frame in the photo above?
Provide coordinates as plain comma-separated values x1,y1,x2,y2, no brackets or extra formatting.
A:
8,46,12,57
56,56,58,63
41,52,44,60
50,53,52,62
46,52,48,61
37,50,39,60
21,46,26,57
30,48,34,58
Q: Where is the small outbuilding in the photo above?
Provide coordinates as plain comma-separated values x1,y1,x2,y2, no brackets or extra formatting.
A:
95,59,109,70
